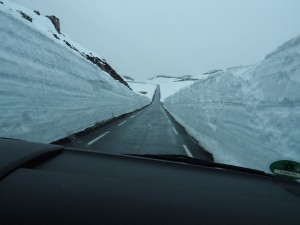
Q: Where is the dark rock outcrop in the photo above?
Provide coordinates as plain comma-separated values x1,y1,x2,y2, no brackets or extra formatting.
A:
34,10,40,15
61,40,130,89
44,14,130,89
202,70,223,75
85,54,131,89
53,34,60,40
63,40,79,52
149,75,193,80
175,78,199,82
0,1,3,5
123,76,134,81
17,10,32,22
46,15,60,33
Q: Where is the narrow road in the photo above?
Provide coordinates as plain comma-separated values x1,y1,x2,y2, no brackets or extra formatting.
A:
64,87,211,160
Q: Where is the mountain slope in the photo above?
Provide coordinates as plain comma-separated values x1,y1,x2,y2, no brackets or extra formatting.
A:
148,76,196,102
0,0,149,143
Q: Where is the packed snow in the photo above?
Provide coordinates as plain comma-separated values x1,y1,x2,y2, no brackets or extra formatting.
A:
127,82,157,101
0,1,149,143
164,35,300,172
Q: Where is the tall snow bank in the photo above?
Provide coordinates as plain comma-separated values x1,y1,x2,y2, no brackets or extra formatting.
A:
0,3,149,143
164,35,300,172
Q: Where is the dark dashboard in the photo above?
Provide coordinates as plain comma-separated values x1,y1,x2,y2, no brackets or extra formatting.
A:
0,138,300,225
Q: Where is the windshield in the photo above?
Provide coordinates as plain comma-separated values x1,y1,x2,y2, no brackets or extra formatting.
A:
1,0,300,177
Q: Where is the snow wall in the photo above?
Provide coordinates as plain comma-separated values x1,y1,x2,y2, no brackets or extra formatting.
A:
164,35,300,172
0,5,150,143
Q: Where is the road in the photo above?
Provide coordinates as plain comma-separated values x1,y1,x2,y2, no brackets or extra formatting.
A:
64,87,212,160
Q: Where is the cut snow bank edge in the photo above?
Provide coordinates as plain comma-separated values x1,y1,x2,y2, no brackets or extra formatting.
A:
0,4,149,143
164,35,300,172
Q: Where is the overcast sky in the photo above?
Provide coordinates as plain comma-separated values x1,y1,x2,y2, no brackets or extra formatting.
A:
12,0,300,80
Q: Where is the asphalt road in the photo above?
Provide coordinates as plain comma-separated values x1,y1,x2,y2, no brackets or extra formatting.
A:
64,87,212,160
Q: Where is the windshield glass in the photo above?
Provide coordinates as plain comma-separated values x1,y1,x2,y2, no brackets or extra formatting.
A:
1,0,300,176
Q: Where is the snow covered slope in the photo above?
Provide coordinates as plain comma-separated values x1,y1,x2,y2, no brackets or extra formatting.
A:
0,0,149,143
148,75,197,101
164,35,300,172
128,82,157,101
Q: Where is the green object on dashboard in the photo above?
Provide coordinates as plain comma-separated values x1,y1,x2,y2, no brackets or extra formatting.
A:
270,160,300,180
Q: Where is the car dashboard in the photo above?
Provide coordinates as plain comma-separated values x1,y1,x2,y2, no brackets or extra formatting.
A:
0,138,300,225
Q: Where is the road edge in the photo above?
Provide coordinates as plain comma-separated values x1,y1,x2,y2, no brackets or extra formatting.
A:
161,105,214,162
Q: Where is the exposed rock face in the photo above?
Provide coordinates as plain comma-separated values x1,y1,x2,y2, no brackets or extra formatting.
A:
2,3,131,90
123,76,134,81
202,70,223,75
175,78,199,82
46,15,60,33
85,54,131,89
149,75,194,80
43,14,130,89
53,34,60,40
17,10,32,22
63,40,79,52
60,39,130,89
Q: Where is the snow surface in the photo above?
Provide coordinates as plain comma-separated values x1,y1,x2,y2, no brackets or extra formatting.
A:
164,35,300,172
148,77,195,102
0,1,149,143
127,82,157,101
0,0,105,60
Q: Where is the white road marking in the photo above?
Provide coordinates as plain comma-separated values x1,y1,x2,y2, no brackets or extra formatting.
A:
172,127,178,135
118,120,127,126
87,131,110,146
130,115,135,119
183,145,193,158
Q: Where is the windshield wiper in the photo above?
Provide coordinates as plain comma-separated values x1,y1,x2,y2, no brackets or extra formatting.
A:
127,154,271,177
0,137,26,141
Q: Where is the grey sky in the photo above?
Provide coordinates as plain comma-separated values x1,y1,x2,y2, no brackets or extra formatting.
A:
12,0,300,80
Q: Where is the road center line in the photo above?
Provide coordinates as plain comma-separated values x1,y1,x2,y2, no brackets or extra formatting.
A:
87,131,110,146
130,115,135,119
118,120,127,126
183,145,193,158
172,127,178,135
